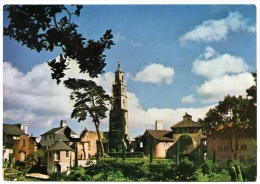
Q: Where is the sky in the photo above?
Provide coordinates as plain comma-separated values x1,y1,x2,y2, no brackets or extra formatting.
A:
1,1,258,141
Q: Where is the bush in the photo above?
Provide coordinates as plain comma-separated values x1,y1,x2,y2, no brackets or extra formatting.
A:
201,159,218,175
176,157,196,181
49,172,64,181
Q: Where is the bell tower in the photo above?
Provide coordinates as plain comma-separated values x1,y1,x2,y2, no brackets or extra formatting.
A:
109,59,130,151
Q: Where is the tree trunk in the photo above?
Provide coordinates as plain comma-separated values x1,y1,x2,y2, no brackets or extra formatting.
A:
122,140,126,160
150,143,154,164
93,118,105,157
74,145,78,167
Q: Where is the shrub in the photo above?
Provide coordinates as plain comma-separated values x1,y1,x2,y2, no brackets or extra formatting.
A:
177,157,195,180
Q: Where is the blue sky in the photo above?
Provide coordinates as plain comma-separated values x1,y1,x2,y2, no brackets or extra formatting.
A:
2,2,258,141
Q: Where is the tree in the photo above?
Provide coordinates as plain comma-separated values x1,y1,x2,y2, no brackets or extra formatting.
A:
245,72,257,139
198,95,249,160
64,78,112,157
4,5,115,157
177,157,195,181
31,150,45,166
149,143,154,164
4,5,114,84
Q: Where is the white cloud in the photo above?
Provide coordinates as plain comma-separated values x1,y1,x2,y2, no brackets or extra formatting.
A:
3,61,214,140
204,46,216,59
192,47,249,80
179,12,256,46
113,32,126,43
197,73,254,103
130,40,142,47
182,94,196,103
133,63,174,85
127,91,213,138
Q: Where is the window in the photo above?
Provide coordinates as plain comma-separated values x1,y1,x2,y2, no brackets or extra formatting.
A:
239,155,244,163
55,151,60,161
218,145,229,152
176,129,180,134
48,146,50,150
140,142,143,148
49,151,51,158
66,151,69,157
22,139,26,147
216,158,222,163
224,134,230,140
194,128,198,133
237,144,247,150
203,140,207,146
237,134,243,139
213,136,215,140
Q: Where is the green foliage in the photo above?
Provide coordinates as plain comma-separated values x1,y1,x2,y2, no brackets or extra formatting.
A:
65,166,91,181
107,170,128,181
49,172,64,181
195,167,231,182
66,159,179,181
177,157,195,180
179,133,193,145
201,159,218,175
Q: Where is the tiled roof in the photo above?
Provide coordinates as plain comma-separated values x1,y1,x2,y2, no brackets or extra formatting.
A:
48,141,74,151
170,119,202,129
41,127,64,136
144,130,174,142
3,124,23,136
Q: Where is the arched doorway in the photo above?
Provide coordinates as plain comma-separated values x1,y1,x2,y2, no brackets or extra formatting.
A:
78,149,85,160
20,151,26,162
53,163,61,173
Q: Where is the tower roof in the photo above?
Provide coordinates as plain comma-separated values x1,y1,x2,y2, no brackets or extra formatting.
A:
115,58,123,72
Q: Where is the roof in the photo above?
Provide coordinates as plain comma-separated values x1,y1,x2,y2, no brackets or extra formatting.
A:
144,130,174,142
3,124,23,136
41,126,78,137
115,60,123,73
48,141,74,151
41,127,64,136
170,119,202,129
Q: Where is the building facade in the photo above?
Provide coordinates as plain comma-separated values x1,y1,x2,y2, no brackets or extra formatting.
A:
39,120,88,174
109,60,131,151
3,124,38,168
206,124,255,167
136,113,206,164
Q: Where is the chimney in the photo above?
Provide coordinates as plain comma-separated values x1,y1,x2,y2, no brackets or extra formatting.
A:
155,120,163,130
21,124,28,134
60,120,67,127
